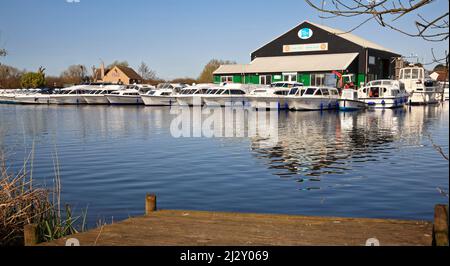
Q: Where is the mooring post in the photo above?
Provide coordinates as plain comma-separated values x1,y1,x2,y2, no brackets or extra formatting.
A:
433,204,449,246
145,193,157,215
24,224,38,246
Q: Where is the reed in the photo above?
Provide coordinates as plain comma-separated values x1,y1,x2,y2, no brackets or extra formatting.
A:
0,150,87,246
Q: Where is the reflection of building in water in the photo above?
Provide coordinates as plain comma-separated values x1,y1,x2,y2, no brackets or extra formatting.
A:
249,105,447,189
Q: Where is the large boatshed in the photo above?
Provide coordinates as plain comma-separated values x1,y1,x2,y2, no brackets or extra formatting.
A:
213,21,401,87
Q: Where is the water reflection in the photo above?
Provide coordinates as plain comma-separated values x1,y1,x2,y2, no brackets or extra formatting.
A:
249,105,448,191
0,103,448,221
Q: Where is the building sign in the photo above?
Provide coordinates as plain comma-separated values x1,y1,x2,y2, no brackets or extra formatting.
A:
298,28,313,40
283,43,328,53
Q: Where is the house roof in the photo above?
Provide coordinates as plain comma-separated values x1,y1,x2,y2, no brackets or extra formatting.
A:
214,53,359,74
114,65,142,80
252,20,397,55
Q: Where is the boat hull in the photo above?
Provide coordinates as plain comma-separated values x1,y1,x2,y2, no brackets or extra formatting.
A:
408,91,439,105
248,96,288,110
203,96,249,107
14,95,42,104
338,99,367,111
141,95,177,106
360,97,408,109
176,96,203,106
106,95,143,105
49,95,87,105
84,95,110,105
287,98,338,111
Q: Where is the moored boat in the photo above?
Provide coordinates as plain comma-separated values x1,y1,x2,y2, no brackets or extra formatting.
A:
49,85,91,105
175,84,214,106
141,83,186,106
286,86,340,111
202,84,249,107
338,89,367,111
358,80,409,109
105,86,144,105
83,85,123,104
399,65,439,105
247,85,292,110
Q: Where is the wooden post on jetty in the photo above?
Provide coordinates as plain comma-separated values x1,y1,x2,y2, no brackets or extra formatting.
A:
145,193,157,215
24,224,38,246
433,204,449,246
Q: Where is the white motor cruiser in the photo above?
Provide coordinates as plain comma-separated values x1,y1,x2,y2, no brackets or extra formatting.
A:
399,65,439,105
286,86,340,111
358,80,409,108
49,85,91,105
141,83,186,106
202,83,252,107
175,84,214,106
247,84,292,110
83,85,123,104
105,85,145,105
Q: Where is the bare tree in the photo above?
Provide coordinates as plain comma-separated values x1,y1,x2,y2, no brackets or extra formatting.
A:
60,64,86,84
305,0,449,63
138,61,157,80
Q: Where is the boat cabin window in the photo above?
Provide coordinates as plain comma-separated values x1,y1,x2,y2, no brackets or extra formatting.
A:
230,89,245,95
274,90,288,96
304,88,316,96
321,89,330,96
288,88,298,95
314,89,323,96
411,69,420,79
215,89,225,95
403,69,412,79
161,92,172,96
253,89,267,94
368,87,381,98
148,90,156,95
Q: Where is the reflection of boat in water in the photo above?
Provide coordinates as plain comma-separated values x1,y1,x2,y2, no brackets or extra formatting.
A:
441,82,449,101
338,89,367,111
358,80,409,109
286,86,340,111
399,66,439,105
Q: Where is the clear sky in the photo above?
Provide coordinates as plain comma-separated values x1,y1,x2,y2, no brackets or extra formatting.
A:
0,0,448,79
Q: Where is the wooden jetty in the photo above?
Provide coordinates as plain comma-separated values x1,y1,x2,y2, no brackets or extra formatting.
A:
29,194,447,246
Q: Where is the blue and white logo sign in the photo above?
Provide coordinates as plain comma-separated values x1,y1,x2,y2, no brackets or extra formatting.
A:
299,28,313,40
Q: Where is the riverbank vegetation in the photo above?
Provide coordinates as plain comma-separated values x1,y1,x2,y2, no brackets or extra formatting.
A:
0,152,87,246
0,58,237,89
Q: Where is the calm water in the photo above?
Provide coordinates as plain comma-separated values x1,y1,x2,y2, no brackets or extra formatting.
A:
0,103,448,224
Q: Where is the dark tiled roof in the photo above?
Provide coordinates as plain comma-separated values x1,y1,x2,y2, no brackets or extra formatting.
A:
115,66,142,80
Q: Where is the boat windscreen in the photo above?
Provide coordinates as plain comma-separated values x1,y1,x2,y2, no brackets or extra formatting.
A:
304,88,316,95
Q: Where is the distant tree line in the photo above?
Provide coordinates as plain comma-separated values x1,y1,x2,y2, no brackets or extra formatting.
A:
0,58,236,89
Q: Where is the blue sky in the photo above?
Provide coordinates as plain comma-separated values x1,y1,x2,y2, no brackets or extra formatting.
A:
0,0,448,79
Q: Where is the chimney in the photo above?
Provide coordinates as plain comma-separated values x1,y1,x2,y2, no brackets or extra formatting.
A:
101,62,105,80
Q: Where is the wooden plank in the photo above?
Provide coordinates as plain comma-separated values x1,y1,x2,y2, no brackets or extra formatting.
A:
24,224,38,246
433,204,449,246
40,210,433,246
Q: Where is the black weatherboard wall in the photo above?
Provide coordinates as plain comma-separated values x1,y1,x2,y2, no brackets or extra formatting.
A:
251,21,400,83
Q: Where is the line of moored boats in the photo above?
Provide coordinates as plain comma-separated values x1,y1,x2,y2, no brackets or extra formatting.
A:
1,65,448,111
